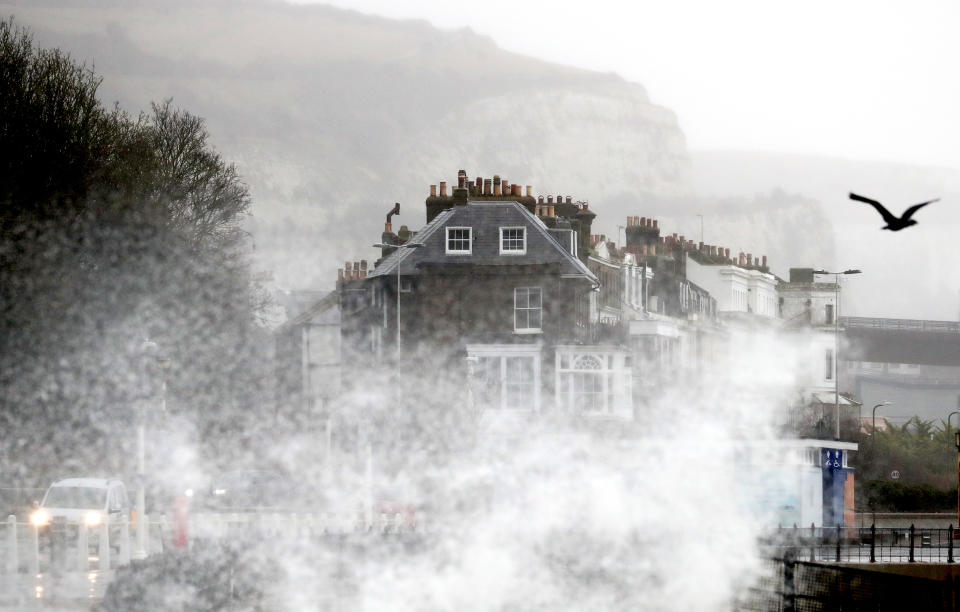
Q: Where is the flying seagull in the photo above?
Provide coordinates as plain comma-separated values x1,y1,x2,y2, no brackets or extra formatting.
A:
850,192,938,231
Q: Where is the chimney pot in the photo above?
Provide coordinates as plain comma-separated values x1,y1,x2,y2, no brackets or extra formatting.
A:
538,195,544,204
566,196,572,204
429,184,436,197
547,196,554,204
513,184,521,196
640,216,646,227
526,185,532,197
440,181,447,197
338,268,344,281
385,222,392,232
653,219,658,229
762,255,767,267
747,253,753,266
360,260,368,270
483,178,492,195
458,171,467,189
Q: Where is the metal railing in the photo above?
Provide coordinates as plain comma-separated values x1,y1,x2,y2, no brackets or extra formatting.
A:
1,513,145,575
841,316,960,333
737,555,960,612
766,523,958,563
778,403,861,443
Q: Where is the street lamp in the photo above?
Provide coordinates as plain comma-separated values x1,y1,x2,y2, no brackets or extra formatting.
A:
955,429,960,534
814,269,861,440
871,401,892,433
135,340,168,560
372,242,424,356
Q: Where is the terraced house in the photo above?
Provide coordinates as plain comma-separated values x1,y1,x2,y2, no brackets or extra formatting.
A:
338,171,634,419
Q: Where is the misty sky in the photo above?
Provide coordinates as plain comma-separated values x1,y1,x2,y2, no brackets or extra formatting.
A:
304,0,959,170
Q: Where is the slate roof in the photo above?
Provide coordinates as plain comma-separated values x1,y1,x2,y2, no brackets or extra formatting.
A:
369,201,597,282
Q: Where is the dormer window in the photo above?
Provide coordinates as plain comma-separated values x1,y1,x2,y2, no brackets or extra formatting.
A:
446,227,472,254
500,227,526,255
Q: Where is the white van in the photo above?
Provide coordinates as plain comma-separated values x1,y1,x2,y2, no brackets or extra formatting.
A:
31,478,130,541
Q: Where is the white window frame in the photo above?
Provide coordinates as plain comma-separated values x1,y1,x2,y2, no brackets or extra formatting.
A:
514,287,542,333
499,226,527,255
446,226,472,255
466,344,541,412
555,348,632,418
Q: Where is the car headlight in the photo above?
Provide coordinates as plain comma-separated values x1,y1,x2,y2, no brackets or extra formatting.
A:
30,508,50,527
84,511,102,527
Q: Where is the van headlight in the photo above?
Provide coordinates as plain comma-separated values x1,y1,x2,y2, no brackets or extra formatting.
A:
84,511,102,527
30,508,50,527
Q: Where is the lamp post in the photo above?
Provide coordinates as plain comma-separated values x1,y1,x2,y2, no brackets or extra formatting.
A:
372,242,424,356
814,269,861,440
135,340,168,560
955,429,960,535
871,401,892,433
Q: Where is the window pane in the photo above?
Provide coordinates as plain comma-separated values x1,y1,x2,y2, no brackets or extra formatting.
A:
514,287,542,331
529,288,541,307
447,228,471,252
528,309,541,330
501,228,525,252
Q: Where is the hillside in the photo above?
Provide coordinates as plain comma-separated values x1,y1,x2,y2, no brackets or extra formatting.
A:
6,0,698,291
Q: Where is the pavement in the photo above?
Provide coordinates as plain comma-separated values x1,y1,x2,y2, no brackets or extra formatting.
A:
0,570,110,610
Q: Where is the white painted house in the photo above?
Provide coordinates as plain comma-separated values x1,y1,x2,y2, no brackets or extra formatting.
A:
684,255,778,318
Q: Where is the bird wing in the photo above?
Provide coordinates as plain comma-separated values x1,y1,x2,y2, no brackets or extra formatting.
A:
900,198,939,221
849,192,899,225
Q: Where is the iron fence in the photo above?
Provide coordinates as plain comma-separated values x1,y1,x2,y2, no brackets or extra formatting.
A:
736,555,960,612
765,524,958,564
